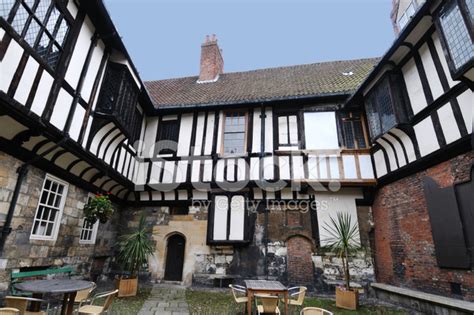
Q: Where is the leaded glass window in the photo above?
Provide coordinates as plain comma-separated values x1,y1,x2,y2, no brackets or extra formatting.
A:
2,0,70,70
222,112,247,155
341,112,367,149
439,0,474,71
364,76,397,140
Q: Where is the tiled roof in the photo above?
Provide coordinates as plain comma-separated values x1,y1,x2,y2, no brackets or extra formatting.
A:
145,58,379,108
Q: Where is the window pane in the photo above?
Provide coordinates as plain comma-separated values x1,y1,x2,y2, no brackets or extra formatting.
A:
24,18,40,46
467,0,474,22
278,116,288,144
223,113,246,154
11,4,29,34
377,82,397,132
342,121,355,149
55,18,68,45
47,43,60,69
288,115,298,144
0,0,15,19
365,96,380,139
229,196,245,241
440,2,474,70
46,7,59,34
213,196,229,240
353,121,367,149
35,0,51,24
304,112,339,150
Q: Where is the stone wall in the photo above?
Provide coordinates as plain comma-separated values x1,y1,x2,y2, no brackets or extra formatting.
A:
372,151,474,300
0,152,119,294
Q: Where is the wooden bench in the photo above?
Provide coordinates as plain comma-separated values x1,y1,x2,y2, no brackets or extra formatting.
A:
11,266,75,296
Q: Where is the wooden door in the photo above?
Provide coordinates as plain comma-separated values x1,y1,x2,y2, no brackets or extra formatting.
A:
164,234,185,281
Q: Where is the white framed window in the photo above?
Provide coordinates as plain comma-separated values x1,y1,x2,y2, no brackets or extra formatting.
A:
398,1,417,29
79,218,99,244
30,175,68,241
211,195,246,243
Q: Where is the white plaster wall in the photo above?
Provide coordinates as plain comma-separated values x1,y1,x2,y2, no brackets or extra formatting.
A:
437,104,461,144
314,188,363,247
0,40,22,92
414,116,440,157
65,16,95,88
457,89,473,133
81,40,105,102
14,56,39,105
402,58,427,114
50,89,73,130
419,43,444,101
30,71,54,116
69,105,86,141
373,150,387,178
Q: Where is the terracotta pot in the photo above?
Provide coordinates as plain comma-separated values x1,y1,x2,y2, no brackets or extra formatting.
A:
116,277,138,297
335,286,359,310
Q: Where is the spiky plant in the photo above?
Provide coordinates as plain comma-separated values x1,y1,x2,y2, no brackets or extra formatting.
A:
117,215,154,277
322,212,361,290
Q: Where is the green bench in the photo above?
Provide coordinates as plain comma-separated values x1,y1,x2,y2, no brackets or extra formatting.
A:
10,266,75,296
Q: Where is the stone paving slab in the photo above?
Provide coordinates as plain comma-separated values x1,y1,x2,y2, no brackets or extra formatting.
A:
138,285,189,315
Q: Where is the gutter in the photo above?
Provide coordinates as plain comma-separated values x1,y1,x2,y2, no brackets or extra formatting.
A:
0,138,67,253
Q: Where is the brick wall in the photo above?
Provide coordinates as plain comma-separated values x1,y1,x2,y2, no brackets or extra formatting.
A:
372,151,474,300
0,152,118,294
287,236,314,286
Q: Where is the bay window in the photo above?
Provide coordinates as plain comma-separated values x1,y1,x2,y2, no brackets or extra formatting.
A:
364,73,409,140
436,0,474,78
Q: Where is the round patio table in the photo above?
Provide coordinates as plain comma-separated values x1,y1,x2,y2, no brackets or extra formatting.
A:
14,279,94,315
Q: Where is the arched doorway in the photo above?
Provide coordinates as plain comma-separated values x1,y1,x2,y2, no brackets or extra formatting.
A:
287,235,314,286
164,234,186,281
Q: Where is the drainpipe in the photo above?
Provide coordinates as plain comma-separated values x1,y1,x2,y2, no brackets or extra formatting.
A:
0,138,67,252
259,103,269,279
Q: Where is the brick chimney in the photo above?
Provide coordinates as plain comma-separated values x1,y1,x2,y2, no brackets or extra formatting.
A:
198,34,223,83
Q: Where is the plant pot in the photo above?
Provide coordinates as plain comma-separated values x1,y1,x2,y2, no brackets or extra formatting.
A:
335,286,359,310
116,277,138,297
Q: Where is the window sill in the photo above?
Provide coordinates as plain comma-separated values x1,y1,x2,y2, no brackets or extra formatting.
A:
30,235,57,241
79,240,96,245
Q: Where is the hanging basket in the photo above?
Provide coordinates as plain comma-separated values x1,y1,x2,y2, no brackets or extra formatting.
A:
83,193,114,224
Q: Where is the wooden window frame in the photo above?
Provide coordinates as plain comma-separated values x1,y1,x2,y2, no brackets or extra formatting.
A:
339,112,369,150
220,110,249,156
435,0,474,80
364,71,409,142
79,218,99,244
30,174,68,241
155,116,180,156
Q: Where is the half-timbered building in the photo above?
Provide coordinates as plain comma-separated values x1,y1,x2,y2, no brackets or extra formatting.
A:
0,0,473,311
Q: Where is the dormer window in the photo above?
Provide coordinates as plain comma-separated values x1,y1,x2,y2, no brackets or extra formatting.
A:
436,0,474,78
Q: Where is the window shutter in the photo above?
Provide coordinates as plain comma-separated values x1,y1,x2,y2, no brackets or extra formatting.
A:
423,176,470,269
455,167,474,266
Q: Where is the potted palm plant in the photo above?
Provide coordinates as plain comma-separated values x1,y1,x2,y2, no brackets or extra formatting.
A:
116,215,154,297
322,212,361,310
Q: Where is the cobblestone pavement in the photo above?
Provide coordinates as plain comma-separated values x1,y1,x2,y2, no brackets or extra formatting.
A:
138,284,189,315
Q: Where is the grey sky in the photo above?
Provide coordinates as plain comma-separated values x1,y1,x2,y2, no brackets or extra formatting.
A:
103,0,395,81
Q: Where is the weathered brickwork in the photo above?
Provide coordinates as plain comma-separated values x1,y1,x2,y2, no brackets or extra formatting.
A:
287,236,314,285
0,152,119,294
372,151,474,300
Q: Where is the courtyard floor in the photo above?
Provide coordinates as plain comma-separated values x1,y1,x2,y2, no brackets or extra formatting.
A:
103,283,408,315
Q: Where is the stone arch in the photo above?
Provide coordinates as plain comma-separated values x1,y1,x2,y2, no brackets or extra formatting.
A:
286,235,314,286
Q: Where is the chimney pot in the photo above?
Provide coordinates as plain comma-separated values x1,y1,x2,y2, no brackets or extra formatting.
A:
198,34,224,82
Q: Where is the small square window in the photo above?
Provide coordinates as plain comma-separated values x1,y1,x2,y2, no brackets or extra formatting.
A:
79,218,99,244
